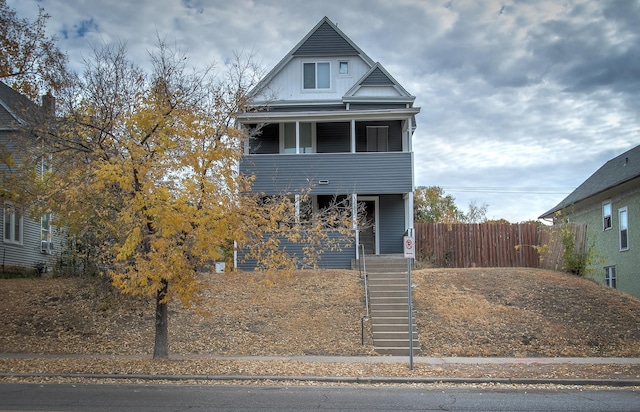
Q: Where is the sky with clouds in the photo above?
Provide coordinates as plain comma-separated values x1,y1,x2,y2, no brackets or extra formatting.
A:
8,0,640,222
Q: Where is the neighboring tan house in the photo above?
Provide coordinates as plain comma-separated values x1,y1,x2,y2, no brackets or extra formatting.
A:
540,144,640,298
0,81,61,273
236,16,420,269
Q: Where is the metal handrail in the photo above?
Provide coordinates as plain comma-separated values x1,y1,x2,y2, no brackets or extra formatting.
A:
360,243,369,318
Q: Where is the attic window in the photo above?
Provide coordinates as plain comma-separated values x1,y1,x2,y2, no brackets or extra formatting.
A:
303,62,330,89
339,61,349,75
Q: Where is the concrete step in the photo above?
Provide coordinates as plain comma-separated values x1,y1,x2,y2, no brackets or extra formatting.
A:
368,290,408,298
374,338,421,348
372,331,419,340
352,255,412,273
371,303,409,311
371,316,412,325
369,296,408,303
369,309,408,317
367,277,407,285
371,325,418,339
371,322,416,329
375,347,422,356
367,271,408,278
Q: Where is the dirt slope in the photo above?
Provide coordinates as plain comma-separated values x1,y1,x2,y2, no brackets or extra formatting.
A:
1,268,639,357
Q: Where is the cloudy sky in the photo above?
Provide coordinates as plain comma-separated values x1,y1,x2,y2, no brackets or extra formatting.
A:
9,0,640,222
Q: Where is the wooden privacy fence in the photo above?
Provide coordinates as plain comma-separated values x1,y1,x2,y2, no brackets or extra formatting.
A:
414,223,587,269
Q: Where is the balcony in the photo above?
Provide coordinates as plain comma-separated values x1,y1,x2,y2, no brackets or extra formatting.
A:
240,152,413,195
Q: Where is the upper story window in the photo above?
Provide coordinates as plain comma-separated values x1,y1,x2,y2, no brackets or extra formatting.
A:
41,213,53,254
619,207,628,251
3,203,23,245
603,201,612,230
282,122,313,154
303,62,330,89
338,61,349,75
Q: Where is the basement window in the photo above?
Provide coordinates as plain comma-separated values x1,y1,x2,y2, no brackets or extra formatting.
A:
604,266,616,288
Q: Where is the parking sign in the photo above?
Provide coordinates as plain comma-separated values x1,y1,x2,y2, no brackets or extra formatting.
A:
403,235,415,259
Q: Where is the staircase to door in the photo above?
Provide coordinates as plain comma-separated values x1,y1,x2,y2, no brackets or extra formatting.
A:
362,255,421,356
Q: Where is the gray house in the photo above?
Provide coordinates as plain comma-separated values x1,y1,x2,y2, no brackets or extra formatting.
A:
0,81,61,273
236,17,420,269
540,144,640,298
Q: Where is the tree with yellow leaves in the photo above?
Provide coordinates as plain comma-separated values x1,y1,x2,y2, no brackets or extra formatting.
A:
22,40,356,358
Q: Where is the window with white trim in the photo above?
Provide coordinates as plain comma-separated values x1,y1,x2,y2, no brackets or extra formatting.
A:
3,203,23,244
283,123,296,154
41,213,53,253
603,201,612,230
282,122,313,154
619,207,628,251
604,266,616,288
303,62,330,89
338,61,349,75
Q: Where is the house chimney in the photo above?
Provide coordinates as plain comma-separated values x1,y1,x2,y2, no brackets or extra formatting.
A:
41,91,55,116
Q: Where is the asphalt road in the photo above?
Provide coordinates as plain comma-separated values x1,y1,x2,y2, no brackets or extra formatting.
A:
0,383,638,411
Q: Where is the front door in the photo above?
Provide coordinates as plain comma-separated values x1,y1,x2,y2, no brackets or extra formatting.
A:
359,200,376,255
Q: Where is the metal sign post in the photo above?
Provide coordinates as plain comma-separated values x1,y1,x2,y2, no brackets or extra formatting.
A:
403,230,415,370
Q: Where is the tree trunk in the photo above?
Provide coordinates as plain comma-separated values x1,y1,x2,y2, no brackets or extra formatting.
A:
153,279,169,359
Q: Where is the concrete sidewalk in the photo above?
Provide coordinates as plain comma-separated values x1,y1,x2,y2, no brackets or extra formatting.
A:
2,352,640,364
1,354,639,386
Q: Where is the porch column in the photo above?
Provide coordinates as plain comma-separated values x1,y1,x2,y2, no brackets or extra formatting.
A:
295,121,300,154
405,191,414,234
350,119,356,153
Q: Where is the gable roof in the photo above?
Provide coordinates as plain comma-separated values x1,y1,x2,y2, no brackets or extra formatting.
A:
293,19,360,56
540,144,640,218
249,16,375,99
0,81,37,127
344,62,414,102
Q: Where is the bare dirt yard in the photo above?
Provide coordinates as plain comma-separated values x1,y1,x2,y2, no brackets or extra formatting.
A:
1,267,639,381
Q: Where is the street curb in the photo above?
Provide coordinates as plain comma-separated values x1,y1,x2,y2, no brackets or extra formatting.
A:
2,373,639,387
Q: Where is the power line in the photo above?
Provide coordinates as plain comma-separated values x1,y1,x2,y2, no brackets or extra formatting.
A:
441,187,573,195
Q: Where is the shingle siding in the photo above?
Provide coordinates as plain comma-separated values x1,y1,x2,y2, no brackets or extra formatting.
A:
293,22,359,56
361,68,394,85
